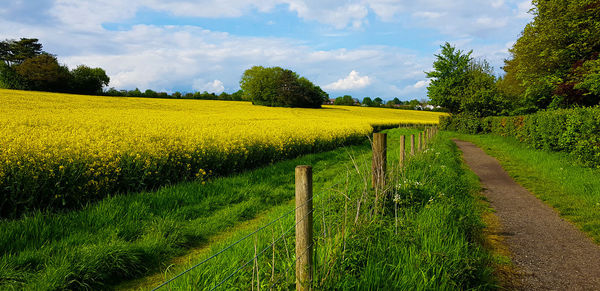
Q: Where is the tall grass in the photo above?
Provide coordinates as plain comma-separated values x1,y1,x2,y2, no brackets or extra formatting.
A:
1,128,495,290
158,129,495,290
0,135,382,290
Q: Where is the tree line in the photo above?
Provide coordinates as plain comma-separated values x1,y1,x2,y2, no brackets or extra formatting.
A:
104,87,244,101
332,95,432,109
427,0,600,117
0,38,110,95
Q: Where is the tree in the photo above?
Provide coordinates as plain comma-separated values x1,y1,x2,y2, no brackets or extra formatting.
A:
460,59,503,117
426,42,472,114
408,99,420,107
503,0,600,110
231,89,244,101
14,53,70,92
373,97,383,106
362,97,373,106
334,95,354,106
240,66,327,108
69,65,109,95
0,62,26,89
0,38,43,66
126,88,142,97
144,89,157,98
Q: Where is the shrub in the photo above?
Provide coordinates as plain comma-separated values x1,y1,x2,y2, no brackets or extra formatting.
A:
439,107,600,167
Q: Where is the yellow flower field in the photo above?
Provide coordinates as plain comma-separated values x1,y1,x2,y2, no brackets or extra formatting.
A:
0,88,444,217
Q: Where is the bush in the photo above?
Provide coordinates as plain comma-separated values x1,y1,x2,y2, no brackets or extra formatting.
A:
240,66,327,108
440,107,600,167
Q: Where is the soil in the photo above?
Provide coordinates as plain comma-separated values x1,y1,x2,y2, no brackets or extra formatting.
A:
454,139,600,291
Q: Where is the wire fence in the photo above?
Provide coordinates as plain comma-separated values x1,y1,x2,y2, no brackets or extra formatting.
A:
152,182,340,290
152,127,438,290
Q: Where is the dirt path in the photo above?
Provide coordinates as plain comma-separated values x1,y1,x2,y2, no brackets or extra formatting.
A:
454,140,600,290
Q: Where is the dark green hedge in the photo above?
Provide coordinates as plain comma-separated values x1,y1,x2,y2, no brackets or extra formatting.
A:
440,107,600,168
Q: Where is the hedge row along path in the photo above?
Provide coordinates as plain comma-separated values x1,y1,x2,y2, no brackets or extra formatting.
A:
454,140,600,290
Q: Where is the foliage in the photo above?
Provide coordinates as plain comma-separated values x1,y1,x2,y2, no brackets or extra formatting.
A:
239,66,327,108
362,96,373,106
0,63,26,90
0,38,112,95
334,94,355,105
0,38,43,66
69,65,110,95
14,53,71,92
460,60,504,117
426,43,505,117
104,87,244,101
440,107,600,167
426,42,472,114
0,89,444,218
502,0,600,110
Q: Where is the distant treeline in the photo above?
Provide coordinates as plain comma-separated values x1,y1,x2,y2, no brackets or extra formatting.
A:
0,38,109,95
330,94,447,111
104,87,244,101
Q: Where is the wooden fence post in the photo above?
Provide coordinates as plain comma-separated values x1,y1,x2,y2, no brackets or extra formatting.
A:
399,135,405,168
372,133,387,189
418,132,422,152
410,134,415,156
295,166,313,291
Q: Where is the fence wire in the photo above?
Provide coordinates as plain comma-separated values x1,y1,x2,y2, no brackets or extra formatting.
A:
209,207,315,290
152,183,339,290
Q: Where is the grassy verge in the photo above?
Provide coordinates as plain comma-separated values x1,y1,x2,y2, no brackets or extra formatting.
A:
0,129,416,289
450,132,600,243
158,129,496,290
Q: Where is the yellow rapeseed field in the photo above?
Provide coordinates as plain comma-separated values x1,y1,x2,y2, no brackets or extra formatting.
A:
0,88,444,216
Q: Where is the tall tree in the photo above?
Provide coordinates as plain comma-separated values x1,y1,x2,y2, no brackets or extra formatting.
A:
426,42,472,114
69,65,110,95
426,43,504,116
503,0,600,109
240,66,326,108
0,38,43,66
14,53,70,92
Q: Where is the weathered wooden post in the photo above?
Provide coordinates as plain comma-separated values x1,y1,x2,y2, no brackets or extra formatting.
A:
418,132,422,152
372,133,387,189
399,135,405,168
295,166,313,291
410,134,415,156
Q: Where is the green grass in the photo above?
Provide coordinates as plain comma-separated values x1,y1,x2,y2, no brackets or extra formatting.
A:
159,130,496,290
0,129,419,289
0,128,496,290
450,132,600,243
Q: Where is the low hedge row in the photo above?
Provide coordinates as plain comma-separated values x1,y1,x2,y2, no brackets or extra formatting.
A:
440,107,600,168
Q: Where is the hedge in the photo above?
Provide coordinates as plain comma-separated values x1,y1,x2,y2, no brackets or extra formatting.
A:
440,107,600,168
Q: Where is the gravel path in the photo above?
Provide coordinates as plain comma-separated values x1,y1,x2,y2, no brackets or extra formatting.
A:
454,140,600,290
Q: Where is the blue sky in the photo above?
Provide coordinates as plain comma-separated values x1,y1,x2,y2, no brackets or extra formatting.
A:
0,0,533,101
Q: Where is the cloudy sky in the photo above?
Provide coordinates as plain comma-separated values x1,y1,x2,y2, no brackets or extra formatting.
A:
1,0,533,100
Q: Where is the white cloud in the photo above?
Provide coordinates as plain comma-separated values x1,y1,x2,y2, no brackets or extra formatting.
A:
193,79,225,93
413,79,430,89
0,0,535,100
324,70,372,91
413,11,445,19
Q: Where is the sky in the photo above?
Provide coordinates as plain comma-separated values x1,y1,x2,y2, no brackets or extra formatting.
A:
0,0,533,101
